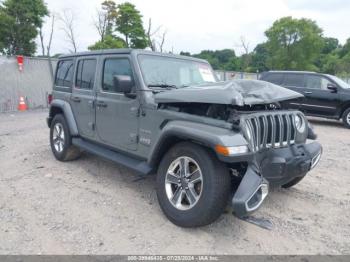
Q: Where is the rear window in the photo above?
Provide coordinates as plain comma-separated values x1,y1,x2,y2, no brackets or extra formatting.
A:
283,74,305,87
262,73,283,85
75,59,97,90
55,60,74,87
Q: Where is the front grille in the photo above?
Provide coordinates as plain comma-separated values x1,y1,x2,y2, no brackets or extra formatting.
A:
243,112,297,152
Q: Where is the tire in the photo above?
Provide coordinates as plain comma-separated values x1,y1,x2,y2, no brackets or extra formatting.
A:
50,114,81,161
282,176,305,189
342,108,350,129
156,142,231,227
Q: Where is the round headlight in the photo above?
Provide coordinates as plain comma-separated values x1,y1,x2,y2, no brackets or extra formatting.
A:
294,114,306,133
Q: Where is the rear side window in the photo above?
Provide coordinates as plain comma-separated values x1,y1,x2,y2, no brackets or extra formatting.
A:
262,73,283,85
283,74,305,87
103,58,134,93
55,60,74,87
75,59,97,90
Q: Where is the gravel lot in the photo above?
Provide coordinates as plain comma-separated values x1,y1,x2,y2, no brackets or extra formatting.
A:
0,110,349,255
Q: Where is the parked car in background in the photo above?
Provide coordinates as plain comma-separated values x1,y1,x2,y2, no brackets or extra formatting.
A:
260,71,350,128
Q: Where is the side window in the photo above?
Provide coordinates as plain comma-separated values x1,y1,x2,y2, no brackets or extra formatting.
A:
283,74,305,87
103,58,134,93
305,75,332,90
75,59,97,90
55,60,74,87
263,73,283,85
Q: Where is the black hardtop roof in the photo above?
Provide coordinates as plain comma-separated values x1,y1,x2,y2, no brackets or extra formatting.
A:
58,49,208,63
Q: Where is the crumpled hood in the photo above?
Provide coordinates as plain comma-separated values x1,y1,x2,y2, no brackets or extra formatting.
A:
154,79,303,106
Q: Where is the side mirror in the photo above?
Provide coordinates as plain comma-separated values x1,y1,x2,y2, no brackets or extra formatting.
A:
113,75,134,94
327,83,338,93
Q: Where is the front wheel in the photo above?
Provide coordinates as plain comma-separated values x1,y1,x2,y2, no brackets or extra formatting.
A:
342,108,350,129
156,142,231,227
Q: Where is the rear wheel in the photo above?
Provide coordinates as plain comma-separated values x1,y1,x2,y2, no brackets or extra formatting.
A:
50,114,81,161
156,142,231,227
342,108,350,129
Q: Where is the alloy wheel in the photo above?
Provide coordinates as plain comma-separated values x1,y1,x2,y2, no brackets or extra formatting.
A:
165,156,203,210
52,123,65,153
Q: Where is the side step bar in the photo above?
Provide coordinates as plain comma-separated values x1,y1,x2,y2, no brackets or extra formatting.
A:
72,138,153,175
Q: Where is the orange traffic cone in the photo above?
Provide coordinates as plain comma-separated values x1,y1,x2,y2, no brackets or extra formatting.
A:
18,96,27,111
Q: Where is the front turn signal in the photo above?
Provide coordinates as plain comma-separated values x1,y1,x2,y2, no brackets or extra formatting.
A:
215,145,249,156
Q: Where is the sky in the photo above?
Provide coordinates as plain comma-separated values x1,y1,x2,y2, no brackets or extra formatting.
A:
38,0,350,56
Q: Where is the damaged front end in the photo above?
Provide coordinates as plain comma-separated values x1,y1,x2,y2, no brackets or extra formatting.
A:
229,110,322,218
154,80,322,218
231,166,269,216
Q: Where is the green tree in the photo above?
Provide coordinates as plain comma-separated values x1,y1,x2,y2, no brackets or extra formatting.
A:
0,0,48,56
339,38,350,58
102,0,118,37
336,53,350,77
265,17,324,70
320,53,340,74
88,35,126,50
250,43,269,72
115,2,148,48
179,51,191,56
193,49,239,71
322,37,339,54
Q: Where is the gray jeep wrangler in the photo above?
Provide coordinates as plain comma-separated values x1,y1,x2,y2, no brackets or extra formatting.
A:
47,49,322,227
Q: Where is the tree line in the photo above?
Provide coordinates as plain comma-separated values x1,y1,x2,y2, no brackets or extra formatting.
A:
0,0,349,77
0,0,166,56
182,17,350,77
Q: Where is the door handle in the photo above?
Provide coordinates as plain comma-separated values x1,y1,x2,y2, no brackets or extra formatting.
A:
304,91,313,95
96,101,108,108
71,96,81,103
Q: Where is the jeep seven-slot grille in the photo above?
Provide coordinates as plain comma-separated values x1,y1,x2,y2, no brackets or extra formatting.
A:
244,112,296,152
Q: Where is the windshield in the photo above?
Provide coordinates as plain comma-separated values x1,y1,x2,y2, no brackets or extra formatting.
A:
138,54,217,88
327,75,350,89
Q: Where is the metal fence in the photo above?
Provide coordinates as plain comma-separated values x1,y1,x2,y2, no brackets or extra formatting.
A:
215,71,259,81
0,56,57,112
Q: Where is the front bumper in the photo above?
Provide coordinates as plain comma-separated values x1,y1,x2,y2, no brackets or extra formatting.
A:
231,141,322,217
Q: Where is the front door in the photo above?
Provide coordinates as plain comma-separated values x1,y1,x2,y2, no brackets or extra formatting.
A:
302,75,340,116
70,57,98,138
95,56,139,151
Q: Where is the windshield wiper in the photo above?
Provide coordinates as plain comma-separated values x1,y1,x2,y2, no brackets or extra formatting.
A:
148,84,178,89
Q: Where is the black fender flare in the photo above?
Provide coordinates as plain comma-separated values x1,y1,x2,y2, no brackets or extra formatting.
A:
49,99,79,136
147,120,248,167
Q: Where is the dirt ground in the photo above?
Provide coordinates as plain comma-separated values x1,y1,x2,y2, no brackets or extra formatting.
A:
0,109,349,255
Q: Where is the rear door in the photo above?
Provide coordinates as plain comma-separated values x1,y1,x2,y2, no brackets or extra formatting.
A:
70,57,97,138
95,55,139,151
302,74,340,116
